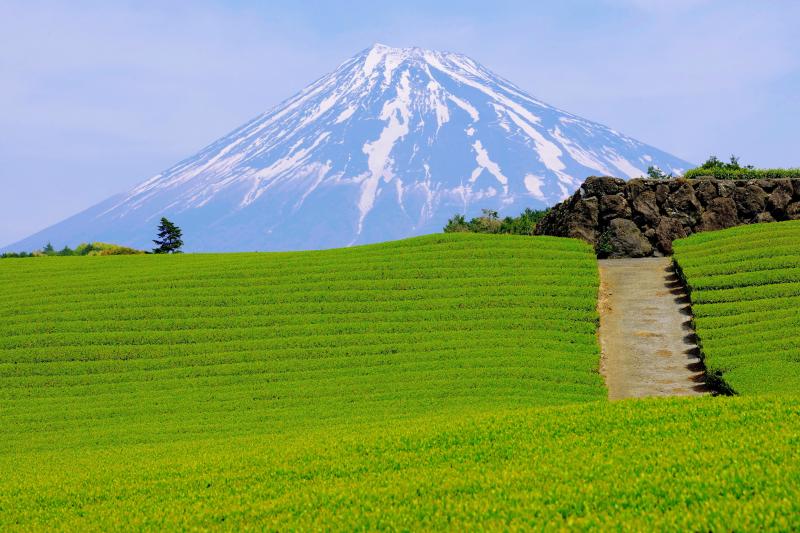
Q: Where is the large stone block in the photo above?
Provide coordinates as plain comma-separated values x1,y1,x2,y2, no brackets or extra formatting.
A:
631,189,660,227
733,184,767,220
693,180,718,206
605,218,653,258
697,197,739,232
600,194,631,223
664,182,702,226
787,202,800,221
654,218,688,255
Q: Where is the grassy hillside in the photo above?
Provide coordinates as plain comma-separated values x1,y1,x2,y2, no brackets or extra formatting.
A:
4,397,799,530
0,234,602,452
2,231,799,529
673,221,800,395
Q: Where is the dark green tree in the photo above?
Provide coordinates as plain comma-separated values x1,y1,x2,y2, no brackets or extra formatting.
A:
152,217,183,254
698,154,752,171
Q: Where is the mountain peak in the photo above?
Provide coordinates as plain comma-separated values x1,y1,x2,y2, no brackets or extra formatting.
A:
4,45,692,253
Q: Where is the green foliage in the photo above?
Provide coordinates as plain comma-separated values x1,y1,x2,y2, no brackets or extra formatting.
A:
596,229,615,257
673,220,800,395
683,154,800,180
442,213,469,232
1,242,144,259
152,217,183,254
444,207,549,235
0,251,33,258
645,165,672,180
90,243,146,256
698,154,747,171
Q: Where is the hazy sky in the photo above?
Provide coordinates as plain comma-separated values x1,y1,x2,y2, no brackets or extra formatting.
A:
1,0,798,247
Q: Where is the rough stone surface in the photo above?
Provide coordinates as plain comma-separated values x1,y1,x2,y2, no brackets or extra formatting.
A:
717,180,736,198
756,212,776,224
568,197,600,243
606,218,652,258
767,181,794,216
787,202,800,220
665,183,702,226
655,183,670,205
733,184,767,220
535,176,800,257
600,194,631,223
697,197,739,232
693,180,718,206
582,176,626,197
654,218,688,255
631,190,660,227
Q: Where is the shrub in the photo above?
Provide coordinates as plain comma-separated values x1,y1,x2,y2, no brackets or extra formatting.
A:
1,242,145,259
683,155,800,180
443,207,550,235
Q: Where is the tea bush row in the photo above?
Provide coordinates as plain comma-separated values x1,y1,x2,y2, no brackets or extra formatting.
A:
673,220,800,395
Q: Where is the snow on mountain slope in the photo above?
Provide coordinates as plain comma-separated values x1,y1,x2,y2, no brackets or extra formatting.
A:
5,44,692,252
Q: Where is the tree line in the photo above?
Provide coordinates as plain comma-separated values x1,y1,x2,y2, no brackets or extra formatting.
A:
2,217,184,258
443,208,550,235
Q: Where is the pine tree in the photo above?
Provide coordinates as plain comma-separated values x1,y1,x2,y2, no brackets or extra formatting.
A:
152,217,184,254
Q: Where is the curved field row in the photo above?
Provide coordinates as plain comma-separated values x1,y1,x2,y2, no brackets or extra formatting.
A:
673,220,800,394
0,233,604,455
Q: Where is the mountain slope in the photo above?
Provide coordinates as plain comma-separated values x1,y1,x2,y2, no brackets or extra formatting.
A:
5,44,692,252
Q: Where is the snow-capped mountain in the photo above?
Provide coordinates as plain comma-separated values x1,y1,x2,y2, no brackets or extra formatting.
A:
6,43,691,252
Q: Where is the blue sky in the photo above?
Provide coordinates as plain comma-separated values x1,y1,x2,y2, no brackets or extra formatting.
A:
1,0,798,247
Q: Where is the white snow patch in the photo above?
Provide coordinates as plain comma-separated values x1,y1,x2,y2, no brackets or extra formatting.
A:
383,52,404,85
293,161,333,210
426,80,450,129
524,174,546,201
605,150,645,179
505,109,565,173
363,45,386,77
558,116,595,136
470,167,483,182
241,131,331,206
425,52,541,126
471,140,508,194
448,94,479,122
395,178,406,211
299,92,339,128
465,127,475,136
549,126,614,176
335,105,356,123
358,70,412,233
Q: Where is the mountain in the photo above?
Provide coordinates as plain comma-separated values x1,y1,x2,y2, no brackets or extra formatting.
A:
5,43,692,253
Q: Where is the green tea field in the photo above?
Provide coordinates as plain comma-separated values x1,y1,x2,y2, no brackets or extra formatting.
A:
673,220,800,395
1,230,799,530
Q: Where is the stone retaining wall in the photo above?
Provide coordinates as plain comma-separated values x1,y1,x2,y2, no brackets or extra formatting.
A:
534,176,800,257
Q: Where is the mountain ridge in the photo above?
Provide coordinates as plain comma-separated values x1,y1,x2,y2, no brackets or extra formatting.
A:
4,43,692,252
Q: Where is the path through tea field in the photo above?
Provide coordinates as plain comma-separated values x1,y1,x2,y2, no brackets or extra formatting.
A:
598,257,706,399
